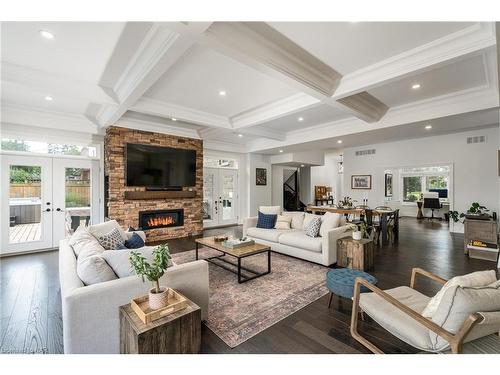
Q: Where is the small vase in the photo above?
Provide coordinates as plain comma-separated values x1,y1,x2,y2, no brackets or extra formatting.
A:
352,231,362,240
149,287,169,310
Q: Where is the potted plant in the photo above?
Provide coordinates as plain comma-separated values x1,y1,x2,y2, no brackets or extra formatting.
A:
346,223,362,240
449,202,490,223
129,244,172,310
338,196,357,209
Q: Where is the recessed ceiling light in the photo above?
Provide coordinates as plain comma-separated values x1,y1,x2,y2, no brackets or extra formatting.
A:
44,96,53,101
337,140,343,144
301,164,305,167
218,90,227,96
425,124,432,130
298,117,304,122
39,30,54,40
237,133,243,137
171,117,177,121
279,149,283,153
412,83,421,90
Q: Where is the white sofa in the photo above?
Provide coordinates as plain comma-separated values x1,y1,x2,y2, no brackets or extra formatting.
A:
243,208,352,266
59,224,209,354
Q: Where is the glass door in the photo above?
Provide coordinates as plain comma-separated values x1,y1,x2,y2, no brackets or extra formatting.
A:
203,168,218,228
1,155,53,254
218,169,238,226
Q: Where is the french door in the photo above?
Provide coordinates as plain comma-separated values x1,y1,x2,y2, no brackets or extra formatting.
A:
203,168,238,228
1,154,100,255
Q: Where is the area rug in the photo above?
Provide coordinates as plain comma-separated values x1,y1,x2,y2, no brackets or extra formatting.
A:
172,248,329,348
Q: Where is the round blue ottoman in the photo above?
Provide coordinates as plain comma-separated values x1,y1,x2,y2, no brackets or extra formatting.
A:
326,268,378,307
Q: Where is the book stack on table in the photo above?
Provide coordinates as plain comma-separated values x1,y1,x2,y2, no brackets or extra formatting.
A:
222,238,255,249
467,240,499,262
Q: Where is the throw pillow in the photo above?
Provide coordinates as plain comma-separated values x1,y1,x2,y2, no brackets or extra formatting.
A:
256,211,277,229
102,247,174,278
421,270,497,318
303,213,320,230
124,232,145,249
305,217,322,237
97,228,126,250
319,212,342,237
258,206,281,215
274,215,292,230
88,220,128,242
77,255,117,285
68,226,105,257
282,211,305,229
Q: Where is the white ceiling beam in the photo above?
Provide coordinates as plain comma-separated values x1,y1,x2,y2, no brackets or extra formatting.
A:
336,91,389,123
116,113,201,139
197,123,286,141
90,22,210,128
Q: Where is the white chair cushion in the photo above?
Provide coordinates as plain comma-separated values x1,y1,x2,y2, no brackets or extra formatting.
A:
430,283,500,351
68,226,105,257
259,205,281,215
359,286,433,351
422,270,497,318
279,230,322,253
274,215,292,230
88,219,128,242
246,227,293,243
302,213,322,230
282,211,305,229
319,212,342,237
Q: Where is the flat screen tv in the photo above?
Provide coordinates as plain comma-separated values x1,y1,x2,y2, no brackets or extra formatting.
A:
126,143,196,188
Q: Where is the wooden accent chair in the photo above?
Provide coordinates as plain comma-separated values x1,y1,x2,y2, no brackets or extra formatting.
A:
351,268,500,354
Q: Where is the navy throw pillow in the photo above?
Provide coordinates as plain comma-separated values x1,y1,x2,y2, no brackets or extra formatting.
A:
256,211,277,229
124,232,145,249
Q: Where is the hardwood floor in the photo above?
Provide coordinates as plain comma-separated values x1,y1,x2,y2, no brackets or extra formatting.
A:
1,218,497,354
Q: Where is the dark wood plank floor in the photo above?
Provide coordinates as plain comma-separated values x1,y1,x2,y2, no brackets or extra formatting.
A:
1,218,497,354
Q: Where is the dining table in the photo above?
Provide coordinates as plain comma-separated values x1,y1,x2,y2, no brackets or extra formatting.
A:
306,205,399,246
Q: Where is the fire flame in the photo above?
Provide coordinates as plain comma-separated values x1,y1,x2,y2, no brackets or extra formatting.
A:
147,216,175,228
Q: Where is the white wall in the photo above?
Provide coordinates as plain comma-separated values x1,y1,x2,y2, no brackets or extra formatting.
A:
299,166,311,205
246,153,272,216
342,127,499,232
271,165,297,207
310,150,343,204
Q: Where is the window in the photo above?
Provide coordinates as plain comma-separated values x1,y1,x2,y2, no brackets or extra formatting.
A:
400,165,450,203
1,139,98,158
203,157,238,169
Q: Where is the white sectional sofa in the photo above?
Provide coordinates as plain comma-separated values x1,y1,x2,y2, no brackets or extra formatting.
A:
243,207,352,266
59,221,209,354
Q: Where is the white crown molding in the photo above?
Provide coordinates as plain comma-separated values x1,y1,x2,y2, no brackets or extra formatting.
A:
203,139,249,153
238,126,286,141
1,103,99,134
332,22,497,99
231,93,321,129
247,85,499,153
204,22,342,97
131,97,231,128
116,115,201,139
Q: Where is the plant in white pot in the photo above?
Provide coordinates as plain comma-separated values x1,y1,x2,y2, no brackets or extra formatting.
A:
129,244,172,310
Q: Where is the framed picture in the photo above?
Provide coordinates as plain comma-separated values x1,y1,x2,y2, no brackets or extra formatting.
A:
385,173,393,197
256,168,267,186
351,175,372,190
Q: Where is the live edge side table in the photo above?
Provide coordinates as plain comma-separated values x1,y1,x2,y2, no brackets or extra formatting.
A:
119,298,201,354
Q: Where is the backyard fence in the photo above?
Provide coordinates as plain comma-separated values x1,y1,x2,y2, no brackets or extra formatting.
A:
10,182,91,207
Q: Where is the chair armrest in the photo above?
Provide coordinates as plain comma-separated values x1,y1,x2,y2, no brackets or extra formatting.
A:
410,267,448,289
352,277,483,351
243,216,258,236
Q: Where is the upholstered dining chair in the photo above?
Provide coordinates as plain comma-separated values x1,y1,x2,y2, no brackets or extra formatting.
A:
350,268,500,354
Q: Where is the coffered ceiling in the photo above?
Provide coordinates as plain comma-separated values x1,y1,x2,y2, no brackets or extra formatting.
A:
1,21,498,154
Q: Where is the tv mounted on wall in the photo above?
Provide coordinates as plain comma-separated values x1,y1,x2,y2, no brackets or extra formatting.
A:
126,143,196,189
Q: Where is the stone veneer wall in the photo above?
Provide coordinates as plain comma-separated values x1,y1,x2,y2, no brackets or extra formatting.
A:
104,126,203,242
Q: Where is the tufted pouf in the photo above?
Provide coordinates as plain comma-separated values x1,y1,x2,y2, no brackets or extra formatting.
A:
326,268,378,304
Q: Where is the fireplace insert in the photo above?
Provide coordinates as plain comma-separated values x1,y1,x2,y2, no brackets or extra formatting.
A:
139,209,184,230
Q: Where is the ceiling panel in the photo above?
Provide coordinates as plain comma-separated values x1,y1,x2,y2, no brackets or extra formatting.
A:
269,22,474,75
1,22,124,83
144,44,298,117
254,104,350,132
368,54,487,107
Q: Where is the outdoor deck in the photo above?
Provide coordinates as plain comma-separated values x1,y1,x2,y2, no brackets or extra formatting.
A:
9,223,41,243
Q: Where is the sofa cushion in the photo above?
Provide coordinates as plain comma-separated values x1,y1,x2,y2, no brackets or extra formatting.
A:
76,255,117,285
319,212,342,237
360,286,433,351
69,226,105,257
274,215,292,230
282,211,305,229
302,213,321,230
101,247,173,278
279,230,322,253
97,228,126,250
422,270,497,318
305,217,322,238
124,232,145,249
246,227,292,243
259,205,281,215
88,219,128,242
257,211,277,229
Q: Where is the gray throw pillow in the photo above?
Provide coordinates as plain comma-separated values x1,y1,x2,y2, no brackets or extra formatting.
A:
97,228,126,250
305,217,322,237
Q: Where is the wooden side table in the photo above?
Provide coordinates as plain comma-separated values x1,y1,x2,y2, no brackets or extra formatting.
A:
337,238,374,271
120,296,201,354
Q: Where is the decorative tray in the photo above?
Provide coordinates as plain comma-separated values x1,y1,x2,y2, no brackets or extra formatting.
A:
130,289,188,324
222,239,255,249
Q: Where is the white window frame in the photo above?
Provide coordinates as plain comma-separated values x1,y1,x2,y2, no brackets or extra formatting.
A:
399,165,451,206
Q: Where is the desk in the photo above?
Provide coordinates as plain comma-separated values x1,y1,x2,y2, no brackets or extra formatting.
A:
306,206,398,246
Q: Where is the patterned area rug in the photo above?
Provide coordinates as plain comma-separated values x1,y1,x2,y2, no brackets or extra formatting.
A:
172,248,329,348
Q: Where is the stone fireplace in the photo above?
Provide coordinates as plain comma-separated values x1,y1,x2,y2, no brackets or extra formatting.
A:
139,209,184,230
104,126,203,243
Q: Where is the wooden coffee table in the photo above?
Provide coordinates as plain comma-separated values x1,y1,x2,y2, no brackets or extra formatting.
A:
195,236,271,283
